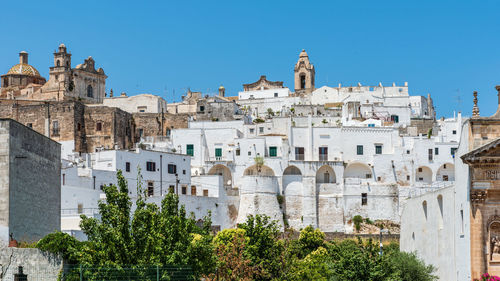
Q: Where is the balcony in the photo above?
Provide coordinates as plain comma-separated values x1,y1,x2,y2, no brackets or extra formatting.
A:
319,154,328,161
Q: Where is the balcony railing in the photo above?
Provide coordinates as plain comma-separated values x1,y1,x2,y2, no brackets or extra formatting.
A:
319,154,328,161
61,208,99,217
295,154,305,161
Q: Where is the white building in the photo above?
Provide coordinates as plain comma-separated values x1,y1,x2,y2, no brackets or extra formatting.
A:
103,93,167,113
61,148,232,238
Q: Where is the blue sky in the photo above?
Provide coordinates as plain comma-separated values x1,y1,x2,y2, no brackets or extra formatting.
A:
1,0,499,118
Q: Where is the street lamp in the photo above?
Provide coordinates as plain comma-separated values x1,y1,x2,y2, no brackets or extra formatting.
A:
379,228,389,256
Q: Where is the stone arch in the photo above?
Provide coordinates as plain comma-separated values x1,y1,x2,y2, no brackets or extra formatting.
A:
436,163,455,181
316,165,336,184
283,165,302,176
208,164,232,188
416,166,432,183
283,165,303,191
243,164,275,176
344,162,372,179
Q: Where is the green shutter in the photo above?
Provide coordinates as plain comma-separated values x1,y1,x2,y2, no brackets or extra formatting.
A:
269,147,277,157
215,148,222,158
186,144,194,156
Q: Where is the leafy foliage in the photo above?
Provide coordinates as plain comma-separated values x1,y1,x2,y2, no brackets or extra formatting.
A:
36,171,436,281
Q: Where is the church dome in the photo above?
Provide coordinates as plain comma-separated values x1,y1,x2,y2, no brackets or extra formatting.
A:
7,63,41,77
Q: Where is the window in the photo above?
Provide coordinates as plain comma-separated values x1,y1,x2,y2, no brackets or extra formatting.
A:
169,185,175,193
186,144,194,156
406,150,410,154
361,193,368,205
366,174,372,179
62,174,65,185
259,127,264,133
295,147,304,160
181,186,187,195
375,145,382,155
125,162,130,172
77,123,81,131
215,148,222,160
78,203,83,214
435,147,439,155
138,128,144,138
453,130,457,135
96,122,102,131
451,148,457,156
236,148,240,156
428,149,433,161
390,115,399,123
87,85,93,98
52,120,60,136
147,182,154,196
444,164,447,169
203,190,209,197
146,161,156,172
137,106,147,112
274,92,278,97
191,186,197,195
300,75,306,89
249,128,254,133
199,106,205,112
26,123,32,128
168,164,177,174
166,129,171,138
248,151,251,156
269,146,277,157
407,175,410,180
357,145,363,155
183,169,186,175
319,147,328,161
418,167,422,172
57,60,60,67
443,175,449,181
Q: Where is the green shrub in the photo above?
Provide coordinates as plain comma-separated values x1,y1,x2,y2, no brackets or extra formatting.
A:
352,215,363,232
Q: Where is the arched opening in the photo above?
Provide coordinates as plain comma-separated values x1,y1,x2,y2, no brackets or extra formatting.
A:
344,163,372,179
243,164,275,176
436,163,455,181
87,85,93,98
416,166,432,183
208,164,232,188
283,166,303,191
284,166,301,176
437,195,443,229
66,61,69,67
300,74,306,89
422,200,428,220
57,60,60,67
316,165,336,184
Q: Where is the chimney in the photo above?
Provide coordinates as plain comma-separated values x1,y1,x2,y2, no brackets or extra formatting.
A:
19,51,28,64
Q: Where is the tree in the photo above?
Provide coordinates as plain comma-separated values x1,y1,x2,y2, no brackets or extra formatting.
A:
205,229,263,281
237,214,283,280
77,170,214,278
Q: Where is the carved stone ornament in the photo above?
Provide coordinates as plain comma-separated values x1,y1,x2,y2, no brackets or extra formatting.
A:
489,217,500,261
471,190,487,204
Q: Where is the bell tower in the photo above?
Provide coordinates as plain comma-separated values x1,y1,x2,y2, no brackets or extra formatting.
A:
49,44,72,82
294,49,315,94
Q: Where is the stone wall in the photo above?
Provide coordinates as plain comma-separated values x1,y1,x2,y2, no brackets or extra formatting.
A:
0,247,62,281
0,101,137,154
133,112,189,138
6,120,61,244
